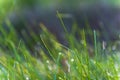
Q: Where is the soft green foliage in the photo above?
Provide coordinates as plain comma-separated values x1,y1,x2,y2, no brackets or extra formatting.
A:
1,0,120,79
0,17,120,80
0,0,15,23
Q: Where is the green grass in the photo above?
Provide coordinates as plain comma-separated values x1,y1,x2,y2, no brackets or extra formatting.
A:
0,17,120,80
0,3,119,78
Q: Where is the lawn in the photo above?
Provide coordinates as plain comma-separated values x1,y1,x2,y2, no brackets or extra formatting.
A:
0,17,120,80
0,0,120,80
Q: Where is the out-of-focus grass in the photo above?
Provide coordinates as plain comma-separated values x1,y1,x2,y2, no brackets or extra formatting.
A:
1,1,120,79
0,0,15,23
0,15,120,80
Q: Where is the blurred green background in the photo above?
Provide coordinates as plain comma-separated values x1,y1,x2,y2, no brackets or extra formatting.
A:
1,0,120,47
1,0,120,15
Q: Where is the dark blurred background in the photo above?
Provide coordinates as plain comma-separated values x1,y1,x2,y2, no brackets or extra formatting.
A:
1,0,120,49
